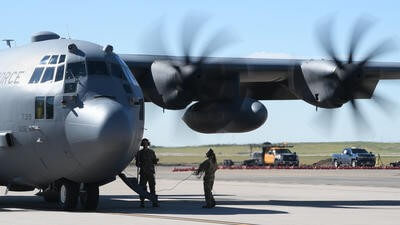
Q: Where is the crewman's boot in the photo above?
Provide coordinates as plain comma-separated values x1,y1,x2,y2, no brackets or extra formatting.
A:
202,199,213,208
140,201,145,208
211,199,216,208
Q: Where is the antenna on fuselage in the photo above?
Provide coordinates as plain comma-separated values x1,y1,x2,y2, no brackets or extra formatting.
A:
66,25,71,39
2,39,15,48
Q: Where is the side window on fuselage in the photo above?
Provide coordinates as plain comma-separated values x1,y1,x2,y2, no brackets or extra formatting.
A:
35,97,45,119
46,96,54,119
35,96,55,120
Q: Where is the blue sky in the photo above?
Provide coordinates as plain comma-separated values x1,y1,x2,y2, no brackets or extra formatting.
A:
1,0,400,146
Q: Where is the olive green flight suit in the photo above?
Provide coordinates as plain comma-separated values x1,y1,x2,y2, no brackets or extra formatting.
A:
197,158,218,207
136,148,158,203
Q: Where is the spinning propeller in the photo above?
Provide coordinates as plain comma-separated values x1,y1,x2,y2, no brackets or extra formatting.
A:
315,17,396,128
145,14,236,109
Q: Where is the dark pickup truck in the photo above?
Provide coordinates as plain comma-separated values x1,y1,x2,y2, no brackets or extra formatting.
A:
332,147,376,167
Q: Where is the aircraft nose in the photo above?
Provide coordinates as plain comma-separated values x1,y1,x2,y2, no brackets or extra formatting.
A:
65,98,136,182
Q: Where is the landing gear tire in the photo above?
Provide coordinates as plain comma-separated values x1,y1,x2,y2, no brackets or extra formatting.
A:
58,181,79,211
80,184,99,211
334,160,339,168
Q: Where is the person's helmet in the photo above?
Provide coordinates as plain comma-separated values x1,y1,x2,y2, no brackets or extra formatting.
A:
141,138,150,146
206,148,214,158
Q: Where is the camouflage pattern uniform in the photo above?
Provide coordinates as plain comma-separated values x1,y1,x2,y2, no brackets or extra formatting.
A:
195,149,218,208
136,147,158,206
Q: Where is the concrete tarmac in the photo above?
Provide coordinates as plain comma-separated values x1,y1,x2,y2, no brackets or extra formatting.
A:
1,166,400,225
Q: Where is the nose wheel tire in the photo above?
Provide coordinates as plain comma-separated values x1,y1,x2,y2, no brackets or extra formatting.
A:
80,184,99,211
58,181,79,211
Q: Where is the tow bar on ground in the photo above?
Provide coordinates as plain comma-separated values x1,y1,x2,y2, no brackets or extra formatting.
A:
118,173,158,205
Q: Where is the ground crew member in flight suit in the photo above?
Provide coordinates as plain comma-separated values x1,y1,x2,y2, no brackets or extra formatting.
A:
136,138,159,207
194,148,218,208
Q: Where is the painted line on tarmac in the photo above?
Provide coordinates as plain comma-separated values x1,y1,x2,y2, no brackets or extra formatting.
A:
111,213,255,225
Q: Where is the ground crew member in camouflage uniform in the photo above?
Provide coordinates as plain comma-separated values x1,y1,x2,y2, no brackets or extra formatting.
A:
136,138,159,207
194,148,218,208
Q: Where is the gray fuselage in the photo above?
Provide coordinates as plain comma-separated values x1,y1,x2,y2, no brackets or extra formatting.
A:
0,38,144,188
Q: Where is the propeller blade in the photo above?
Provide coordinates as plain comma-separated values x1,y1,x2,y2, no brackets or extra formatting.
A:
359,38,396,66
372,94,395,115
349,99,370,132
356,85,395,115
348,18,374,64
312,108,336,135
141,19,169,56
196,27,237,66
182,14,208,64
317,19,344,69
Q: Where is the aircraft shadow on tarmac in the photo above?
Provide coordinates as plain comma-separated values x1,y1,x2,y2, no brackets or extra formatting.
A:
0,194,286,215
1,195,400,214
98,194,288,215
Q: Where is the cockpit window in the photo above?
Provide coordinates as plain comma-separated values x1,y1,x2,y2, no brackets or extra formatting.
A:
58,55,66,64
55,65,65,82
41,67,55,83
29,67,45,84
65,61,86,79
87,61,109,75
110,63,126,80
49,55,58,64
40,55,50,64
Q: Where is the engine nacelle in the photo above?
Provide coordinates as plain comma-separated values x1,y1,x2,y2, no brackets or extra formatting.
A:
290,60,379,109
150,60,193,109
182,98,267,133
290,60,345,108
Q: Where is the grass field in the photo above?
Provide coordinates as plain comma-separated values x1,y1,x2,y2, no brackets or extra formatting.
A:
152,142,400,166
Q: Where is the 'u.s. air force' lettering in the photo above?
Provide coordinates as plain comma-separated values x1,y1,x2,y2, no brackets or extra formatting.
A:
0,71,24,85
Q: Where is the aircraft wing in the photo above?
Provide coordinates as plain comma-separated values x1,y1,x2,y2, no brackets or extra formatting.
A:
121,54,400,102
121,54,400,133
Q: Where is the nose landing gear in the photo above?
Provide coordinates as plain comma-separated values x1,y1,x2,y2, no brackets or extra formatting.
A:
40,180,100,211
58,180,79,210
79,184,99,210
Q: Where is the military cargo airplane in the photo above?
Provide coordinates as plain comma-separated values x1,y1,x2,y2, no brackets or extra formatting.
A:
0,19,399,211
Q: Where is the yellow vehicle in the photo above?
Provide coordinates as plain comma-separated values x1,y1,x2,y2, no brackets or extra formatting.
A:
249,143,299,166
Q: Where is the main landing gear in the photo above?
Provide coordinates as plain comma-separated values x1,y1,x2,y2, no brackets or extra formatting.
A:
59,180,80,210
40,180,100,211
